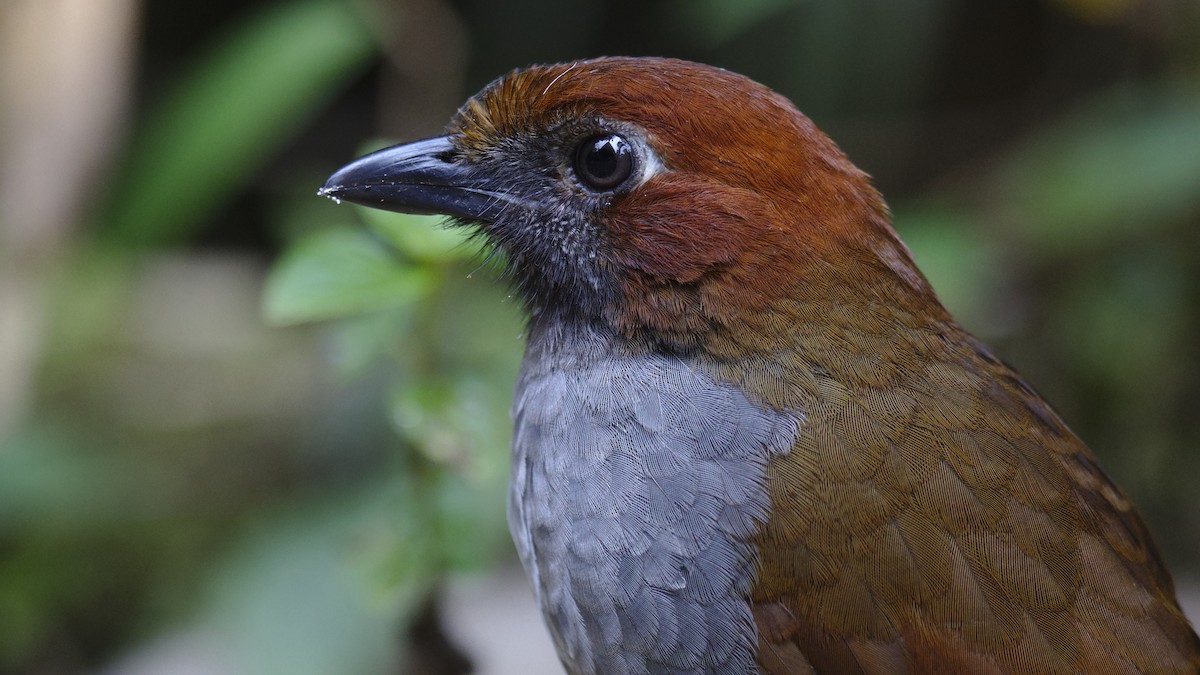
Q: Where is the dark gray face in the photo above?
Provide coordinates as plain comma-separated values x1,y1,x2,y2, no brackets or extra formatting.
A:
320,119,659,322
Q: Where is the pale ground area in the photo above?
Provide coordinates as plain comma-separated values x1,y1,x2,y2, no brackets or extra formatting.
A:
444,571,1200,675
444,567,562,674
96,571,1200,675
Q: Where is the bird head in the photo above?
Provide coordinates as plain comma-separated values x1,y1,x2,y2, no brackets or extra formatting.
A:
322,57,943,354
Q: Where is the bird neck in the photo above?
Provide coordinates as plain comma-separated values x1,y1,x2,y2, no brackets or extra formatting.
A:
519,249,962,425
612,219,949,349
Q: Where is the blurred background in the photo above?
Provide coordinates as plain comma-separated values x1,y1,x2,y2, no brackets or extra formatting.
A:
1,0,1199,673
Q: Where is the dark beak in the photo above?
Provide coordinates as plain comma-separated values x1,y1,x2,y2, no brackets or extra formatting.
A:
319,135,508,221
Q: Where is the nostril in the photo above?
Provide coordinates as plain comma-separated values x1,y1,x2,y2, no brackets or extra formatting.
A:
434,147,460,163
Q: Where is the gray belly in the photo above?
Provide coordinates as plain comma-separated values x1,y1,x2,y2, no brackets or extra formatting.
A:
508,346,800,674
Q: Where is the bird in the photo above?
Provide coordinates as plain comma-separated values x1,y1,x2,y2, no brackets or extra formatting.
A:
321,57,1200,674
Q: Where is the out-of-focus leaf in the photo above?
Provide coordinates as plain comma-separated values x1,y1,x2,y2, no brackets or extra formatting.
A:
421,270,523,367
103,0,377,245
0,427,152,667
200,495,404,675
431,470,509,570
995,89,1200,252
894,206,1000,332
356,207,485,263
0,426,135,529
263,228,435,325
328,309,413,378
1055,246,1188,389
39,248,134,382
666,0,796,46
357,458,507,587
1053,0,1130,24
390,378,510,480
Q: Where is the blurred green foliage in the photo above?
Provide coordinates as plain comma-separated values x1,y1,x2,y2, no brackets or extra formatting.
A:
104,0,376,246
2,0,1199,672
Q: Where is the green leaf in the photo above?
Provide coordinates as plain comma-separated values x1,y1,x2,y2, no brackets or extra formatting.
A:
103,0,377,245
0,426,134,529
430,470,509,570
894,205,998,331
356,207,485,263
995,88,1200,251
328,309,413,378
200,495,406,675
263,228,435,325
1056,247,1188,388
666,0,796,46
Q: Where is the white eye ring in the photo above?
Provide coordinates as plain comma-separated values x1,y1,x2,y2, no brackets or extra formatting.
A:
635,143,664,187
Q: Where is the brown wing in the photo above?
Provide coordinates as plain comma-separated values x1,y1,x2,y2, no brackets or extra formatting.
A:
750,330,1200,674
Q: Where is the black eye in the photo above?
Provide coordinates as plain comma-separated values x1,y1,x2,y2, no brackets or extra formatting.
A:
573,134,634,191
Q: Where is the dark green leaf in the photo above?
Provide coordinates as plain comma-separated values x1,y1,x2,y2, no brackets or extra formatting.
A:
104,0,377,245
995,89,1200,251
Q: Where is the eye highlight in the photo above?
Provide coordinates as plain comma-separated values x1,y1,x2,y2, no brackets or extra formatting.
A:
573,134,634,191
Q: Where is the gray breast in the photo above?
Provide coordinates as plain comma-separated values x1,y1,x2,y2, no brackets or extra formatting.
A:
508,326,801,674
